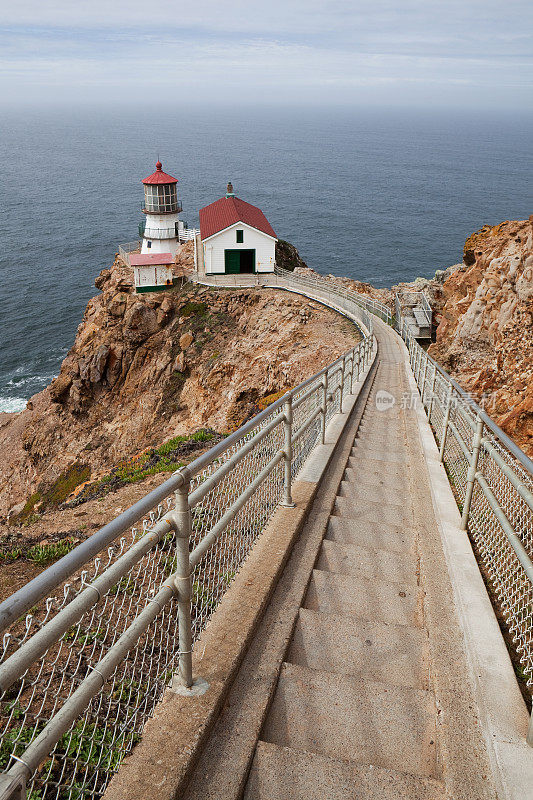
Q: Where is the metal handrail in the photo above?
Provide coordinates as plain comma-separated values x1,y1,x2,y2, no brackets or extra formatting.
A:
395,300,533,745
2,264,533,799
0,274,376,800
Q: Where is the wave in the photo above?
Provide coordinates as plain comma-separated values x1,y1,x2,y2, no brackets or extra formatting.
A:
0,397,26,413
6,373,56,389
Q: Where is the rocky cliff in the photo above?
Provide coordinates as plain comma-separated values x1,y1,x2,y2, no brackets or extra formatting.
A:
0,243,360,524
323,218,533,455
428,218,533,455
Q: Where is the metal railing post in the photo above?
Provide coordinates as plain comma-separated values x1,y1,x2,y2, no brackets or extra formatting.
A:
420,352,428,403
339,356,346,412
527,713,533,747
439,385,453,462
461,415,484,529
282,395,295,507
321,372,328,444
174,479,194,688
350,347,356,394
427,363,437,422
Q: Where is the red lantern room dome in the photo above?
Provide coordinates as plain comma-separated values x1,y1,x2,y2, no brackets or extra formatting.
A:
142,161,178,185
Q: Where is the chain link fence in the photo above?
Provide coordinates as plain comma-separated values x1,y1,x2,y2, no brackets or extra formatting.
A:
0,278,374,800
399,318,533,709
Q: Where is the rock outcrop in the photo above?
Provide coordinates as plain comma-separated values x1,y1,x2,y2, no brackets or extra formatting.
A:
0,244,360,521
428,218,533,455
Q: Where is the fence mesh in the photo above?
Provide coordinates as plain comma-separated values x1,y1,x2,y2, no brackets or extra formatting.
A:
0,332,368,799
407,335,533,689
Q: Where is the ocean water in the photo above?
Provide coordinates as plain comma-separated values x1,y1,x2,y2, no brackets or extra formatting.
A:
0,106,531,412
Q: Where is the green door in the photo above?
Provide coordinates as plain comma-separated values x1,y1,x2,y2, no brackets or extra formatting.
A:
224,249,256,274
224,250,241,274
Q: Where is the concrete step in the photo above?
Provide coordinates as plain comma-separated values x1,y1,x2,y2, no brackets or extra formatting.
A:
355,428,404,444
349,445,409,465
347,454,410,471
337,480,408,508
357,421,403,434
261,663,439,778
316,538,416,586
326,516,415,554
244,741,446,800
304,569,420,627
287,608,429,689
333,496,413,528
355,430,404,445
343,466,411,493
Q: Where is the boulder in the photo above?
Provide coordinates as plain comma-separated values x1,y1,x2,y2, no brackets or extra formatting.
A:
124,303,159,342
94,269,111,290
174,352,186,372
89,345,110,384
49,373,73,402
108,293,128,317
179,332,194,350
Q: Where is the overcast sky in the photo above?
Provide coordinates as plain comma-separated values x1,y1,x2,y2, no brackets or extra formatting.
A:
1,0,532,109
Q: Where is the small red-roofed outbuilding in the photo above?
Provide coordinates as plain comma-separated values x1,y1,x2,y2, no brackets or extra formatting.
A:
199,183,277,275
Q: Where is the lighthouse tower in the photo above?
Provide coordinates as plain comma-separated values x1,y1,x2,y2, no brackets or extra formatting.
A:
140,161,183,255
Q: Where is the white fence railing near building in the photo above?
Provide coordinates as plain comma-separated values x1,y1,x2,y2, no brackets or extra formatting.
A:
187,266,390,326
117,240,141,266
178,228,199,242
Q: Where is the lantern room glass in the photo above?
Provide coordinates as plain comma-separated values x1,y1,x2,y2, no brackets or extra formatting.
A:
144,183,178,213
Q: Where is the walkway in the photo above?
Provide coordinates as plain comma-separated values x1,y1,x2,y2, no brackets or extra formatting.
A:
180,321,499,800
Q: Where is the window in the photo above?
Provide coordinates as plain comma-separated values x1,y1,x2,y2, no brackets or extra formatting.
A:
236,229,244,243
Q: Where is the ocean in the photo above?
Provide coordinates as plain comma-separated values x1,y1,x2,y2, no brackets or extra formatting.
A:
0,105,531,412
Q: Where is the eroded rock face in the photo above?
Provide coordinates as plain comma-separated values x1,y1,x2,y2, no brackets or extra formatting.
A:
429,218,533,455
0,245,360,519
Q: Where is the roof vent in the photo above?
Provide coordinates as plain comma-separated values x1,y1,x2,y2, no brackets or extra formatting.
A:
226,181,235,198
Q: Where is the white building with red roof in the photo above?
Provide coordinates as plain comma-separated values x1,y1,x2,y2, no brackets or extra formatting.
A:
199,183,277,275
140,161,184,256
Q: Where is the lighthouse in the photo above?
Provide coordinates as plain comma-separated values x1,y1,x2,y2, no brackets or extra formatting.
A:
140,161,183,255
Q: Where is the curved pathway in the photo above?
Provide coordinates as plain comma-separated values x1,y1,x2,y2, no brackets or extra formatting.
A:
182,320,499,800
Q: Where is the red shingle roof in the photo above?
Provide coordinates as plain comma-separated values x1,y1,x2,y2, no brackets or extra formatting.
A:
130,253,174,266
199,196,277,240
142,161,178,185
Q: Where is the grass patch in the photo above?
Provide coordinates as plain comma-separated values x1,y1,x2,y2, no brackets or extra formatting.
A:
0,537,79,565
42,463,91,508
257,389,289,411
179,301,207,317
67,429,221,507
27,538,78,564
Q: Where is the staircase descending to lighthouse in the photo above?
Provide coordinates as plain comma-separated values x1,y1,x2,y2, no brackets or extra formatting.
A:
243,333,444,800
0,268,532,800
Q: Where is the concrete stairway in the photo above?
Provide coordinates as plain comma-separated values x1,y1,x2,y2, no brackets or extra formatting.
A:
244,347,447,799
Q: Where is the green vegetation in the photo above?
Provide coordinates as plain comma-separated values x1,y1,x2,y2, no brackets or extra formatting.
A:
179,301,208,317
42,463,91,508
0,537,78,565
27,539,77,564
13,464,91,526
68,429,219,506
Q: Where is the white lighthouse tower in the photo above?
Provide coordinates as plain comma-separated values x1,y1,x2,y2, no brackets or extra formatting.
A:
140,161,184,255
